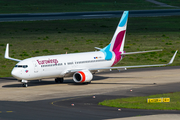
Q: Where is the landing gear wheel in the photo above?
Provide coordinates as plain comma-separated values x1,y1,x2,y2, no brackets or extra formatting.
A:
55,78,64,83
22,83,28,87
59,78,64,83
55,78,59,83
21,80,28,87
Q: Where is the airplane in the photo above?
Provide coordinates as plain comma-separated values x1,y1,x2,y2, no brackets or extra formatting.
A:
4,11,178,87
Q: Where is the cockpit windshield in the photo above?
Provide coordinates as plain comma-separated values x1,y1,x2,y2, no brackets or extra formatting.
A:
15,65,28,68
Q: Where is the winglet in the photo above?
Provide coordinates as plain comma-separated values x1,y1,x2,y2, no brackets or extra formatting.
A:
5,43,9,58
167,50,178,65
4,43,21,62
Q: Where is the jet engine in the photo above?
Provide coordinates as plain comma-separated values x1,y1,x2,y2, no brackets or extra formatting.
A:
73,70,93,83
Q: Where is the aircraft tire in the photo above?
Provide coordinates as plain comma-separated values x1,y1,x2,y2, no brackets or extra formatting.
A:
55,78,59,83
55,78,64,83
22,83,28,87
59,78,64,83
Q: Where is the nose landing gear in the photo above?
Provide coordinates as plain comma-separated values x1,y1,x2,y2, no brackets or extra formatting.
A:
21,80,28,87
22,83,28,87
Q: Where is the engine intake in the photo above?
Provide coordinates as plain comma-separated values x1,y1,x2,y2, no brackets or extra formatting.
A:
73,70,93,83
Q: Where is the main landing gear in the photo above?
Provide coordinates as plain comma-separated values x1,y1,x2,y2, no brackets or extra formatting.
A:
55,78,64,83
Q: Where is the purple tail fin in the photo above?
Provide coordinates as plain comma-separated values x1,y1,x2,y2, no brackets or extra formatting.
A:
101,11,129,66
110,11,128,53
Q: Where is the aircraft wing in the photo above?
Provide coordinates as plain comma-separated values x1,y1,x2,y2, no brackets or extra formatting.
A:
4,43,21,62
89,50,178,71
65,50,177,74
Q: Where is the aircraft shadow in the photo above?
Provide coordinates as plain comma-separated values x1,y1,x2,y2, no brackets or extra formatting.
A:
90,82,155,85
93,75,136,80
2,80,73,88
2,75,141,87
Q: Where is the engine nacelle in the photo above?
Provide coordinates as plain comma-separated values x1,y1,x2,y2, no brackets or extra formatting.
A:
73,70,93,83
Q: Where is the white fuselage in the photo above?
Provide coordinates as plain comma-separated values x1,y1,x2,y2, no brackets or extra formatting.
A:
11,51,115,80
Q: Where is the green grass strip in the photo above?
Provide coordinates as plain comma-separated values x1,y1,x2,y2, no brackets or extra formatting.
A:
99,92,180,110
0,16,180,77
0,0,176,14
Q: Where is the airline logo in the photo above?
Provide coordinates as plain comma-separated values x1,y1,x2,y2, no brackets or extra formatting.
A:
37,59,58,65
25,70,28,73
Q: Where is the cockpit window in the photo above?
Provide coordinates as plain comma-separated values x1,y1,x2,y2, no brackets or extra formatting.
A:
15,65,28,68
23,65,28,68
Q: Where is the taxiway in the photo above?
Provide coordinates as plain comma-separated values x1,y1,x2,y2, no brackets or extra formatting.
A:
0,9,180,22
0,66,180,120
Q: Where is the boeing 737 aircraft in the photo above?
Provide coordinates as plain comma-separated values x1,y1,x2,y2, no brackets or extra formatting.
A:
5,11,178,87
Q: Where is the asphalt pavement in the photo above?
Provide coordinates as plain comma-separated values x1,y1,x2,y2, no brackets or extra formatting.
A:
0,9,180,22
0,66,180,120
1,81,180,120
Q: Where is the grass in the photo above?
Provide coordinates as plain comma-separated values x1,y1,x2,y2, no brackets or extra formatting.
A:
99,92,180,110
0,0,177,14
0,16,180,77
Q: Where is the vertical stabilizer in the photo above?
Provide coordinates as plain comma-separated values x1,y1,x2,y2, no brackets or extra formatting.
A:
110,11,128,52
100,11,129,66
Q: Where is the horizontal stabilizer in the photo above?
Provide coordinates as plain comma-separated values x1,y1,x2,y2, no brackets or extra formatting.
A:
5,43,21,62
94,47,102,50
121,49,162,55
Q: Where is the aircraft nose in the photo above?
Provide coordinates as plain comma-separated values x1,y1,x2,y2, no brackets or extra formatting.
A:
11,69,21,79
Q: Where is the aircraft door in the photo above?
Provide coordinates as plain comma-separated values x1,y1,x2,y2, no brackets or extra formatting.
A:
32,61,38,73
73,61,77,68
